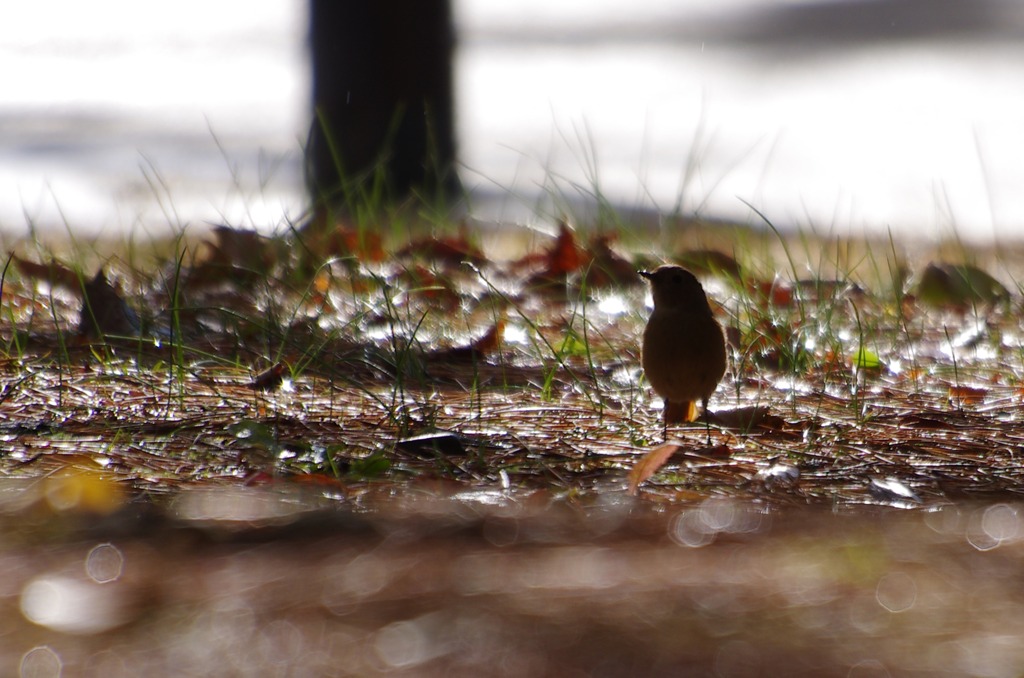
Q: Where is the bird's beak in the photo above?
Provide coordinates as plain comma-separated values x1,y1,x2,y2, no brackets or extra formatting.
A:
638,270,653,280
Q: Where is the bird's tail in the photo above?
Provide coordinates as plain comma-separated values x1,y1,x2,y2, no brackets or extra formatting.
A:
664,400,697,424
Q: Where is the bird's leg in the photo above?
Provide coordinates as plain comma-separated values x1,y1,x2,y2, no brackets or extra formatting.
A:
701,395,712,446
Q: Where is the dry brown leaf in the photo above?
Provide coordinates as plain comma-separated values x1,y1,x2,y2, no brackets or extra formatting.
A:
547,221,583,276
435,319,505,362
948,385,986,406
313,271,331,295
746,315,801,369
77,270,142,340
184,261,266,290
11,254,82,292
509,250,547,272
470,319,505,355
900,414,956,429
287,473,348,489
251,362,288,392
627,442,683,495
209,225,279,270
915,262,1008,308
304,270,334,309
697,444,733,459
396,231,485,266
399,264,460,307
396,432,466,457
583,233,638,287
319,224,385,262
795,279,862,301
747,278,795,307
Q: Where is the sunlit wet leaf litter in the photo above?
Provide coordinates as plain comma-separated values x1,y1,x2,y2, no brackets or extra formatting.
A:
5,220,1024,673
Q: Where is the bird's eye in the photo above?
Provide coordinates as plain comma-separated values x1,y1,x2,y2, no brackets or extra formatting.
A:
672,274,683,284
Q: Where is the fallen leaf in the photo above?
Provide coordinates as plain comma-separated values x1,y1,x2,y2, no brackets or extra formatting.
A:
518,220,587,290
583,233,639,287
697,444,732,459
288,473,348,488
396,230,486,266
747,278,794,307
949,385,986,406
396,431,466,457
756,463,800,486
313,270,331,295
627,442,684,495
77,270,142,340
740,277,792,309
185,262,267,291
900,414,958,429
435,319,505,362
251,362,288,392
398,264,460,307
914,262,1008,308
11,254,82,292
206,224,280,271
548,220,583,276
311,222,385,263
795,279,863,301
348,452,392,479
868,477,921,505
852,347,883,371
708,406,784,432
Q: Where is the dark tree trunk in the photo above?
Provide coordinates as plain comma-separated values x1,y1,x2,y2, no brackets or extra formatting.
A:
306,0,459,210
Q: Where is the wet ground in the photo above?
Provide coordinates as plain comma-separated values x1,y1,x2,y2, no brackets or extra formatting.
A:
6,487,1024,677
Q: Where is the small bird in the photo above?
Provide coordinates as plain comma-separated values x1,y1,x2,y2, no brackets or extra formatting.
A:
640,265,727,442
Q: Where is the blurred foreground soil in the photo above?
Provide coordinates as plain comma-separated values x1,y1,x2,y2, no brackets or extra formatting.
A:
5,487,1024,678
